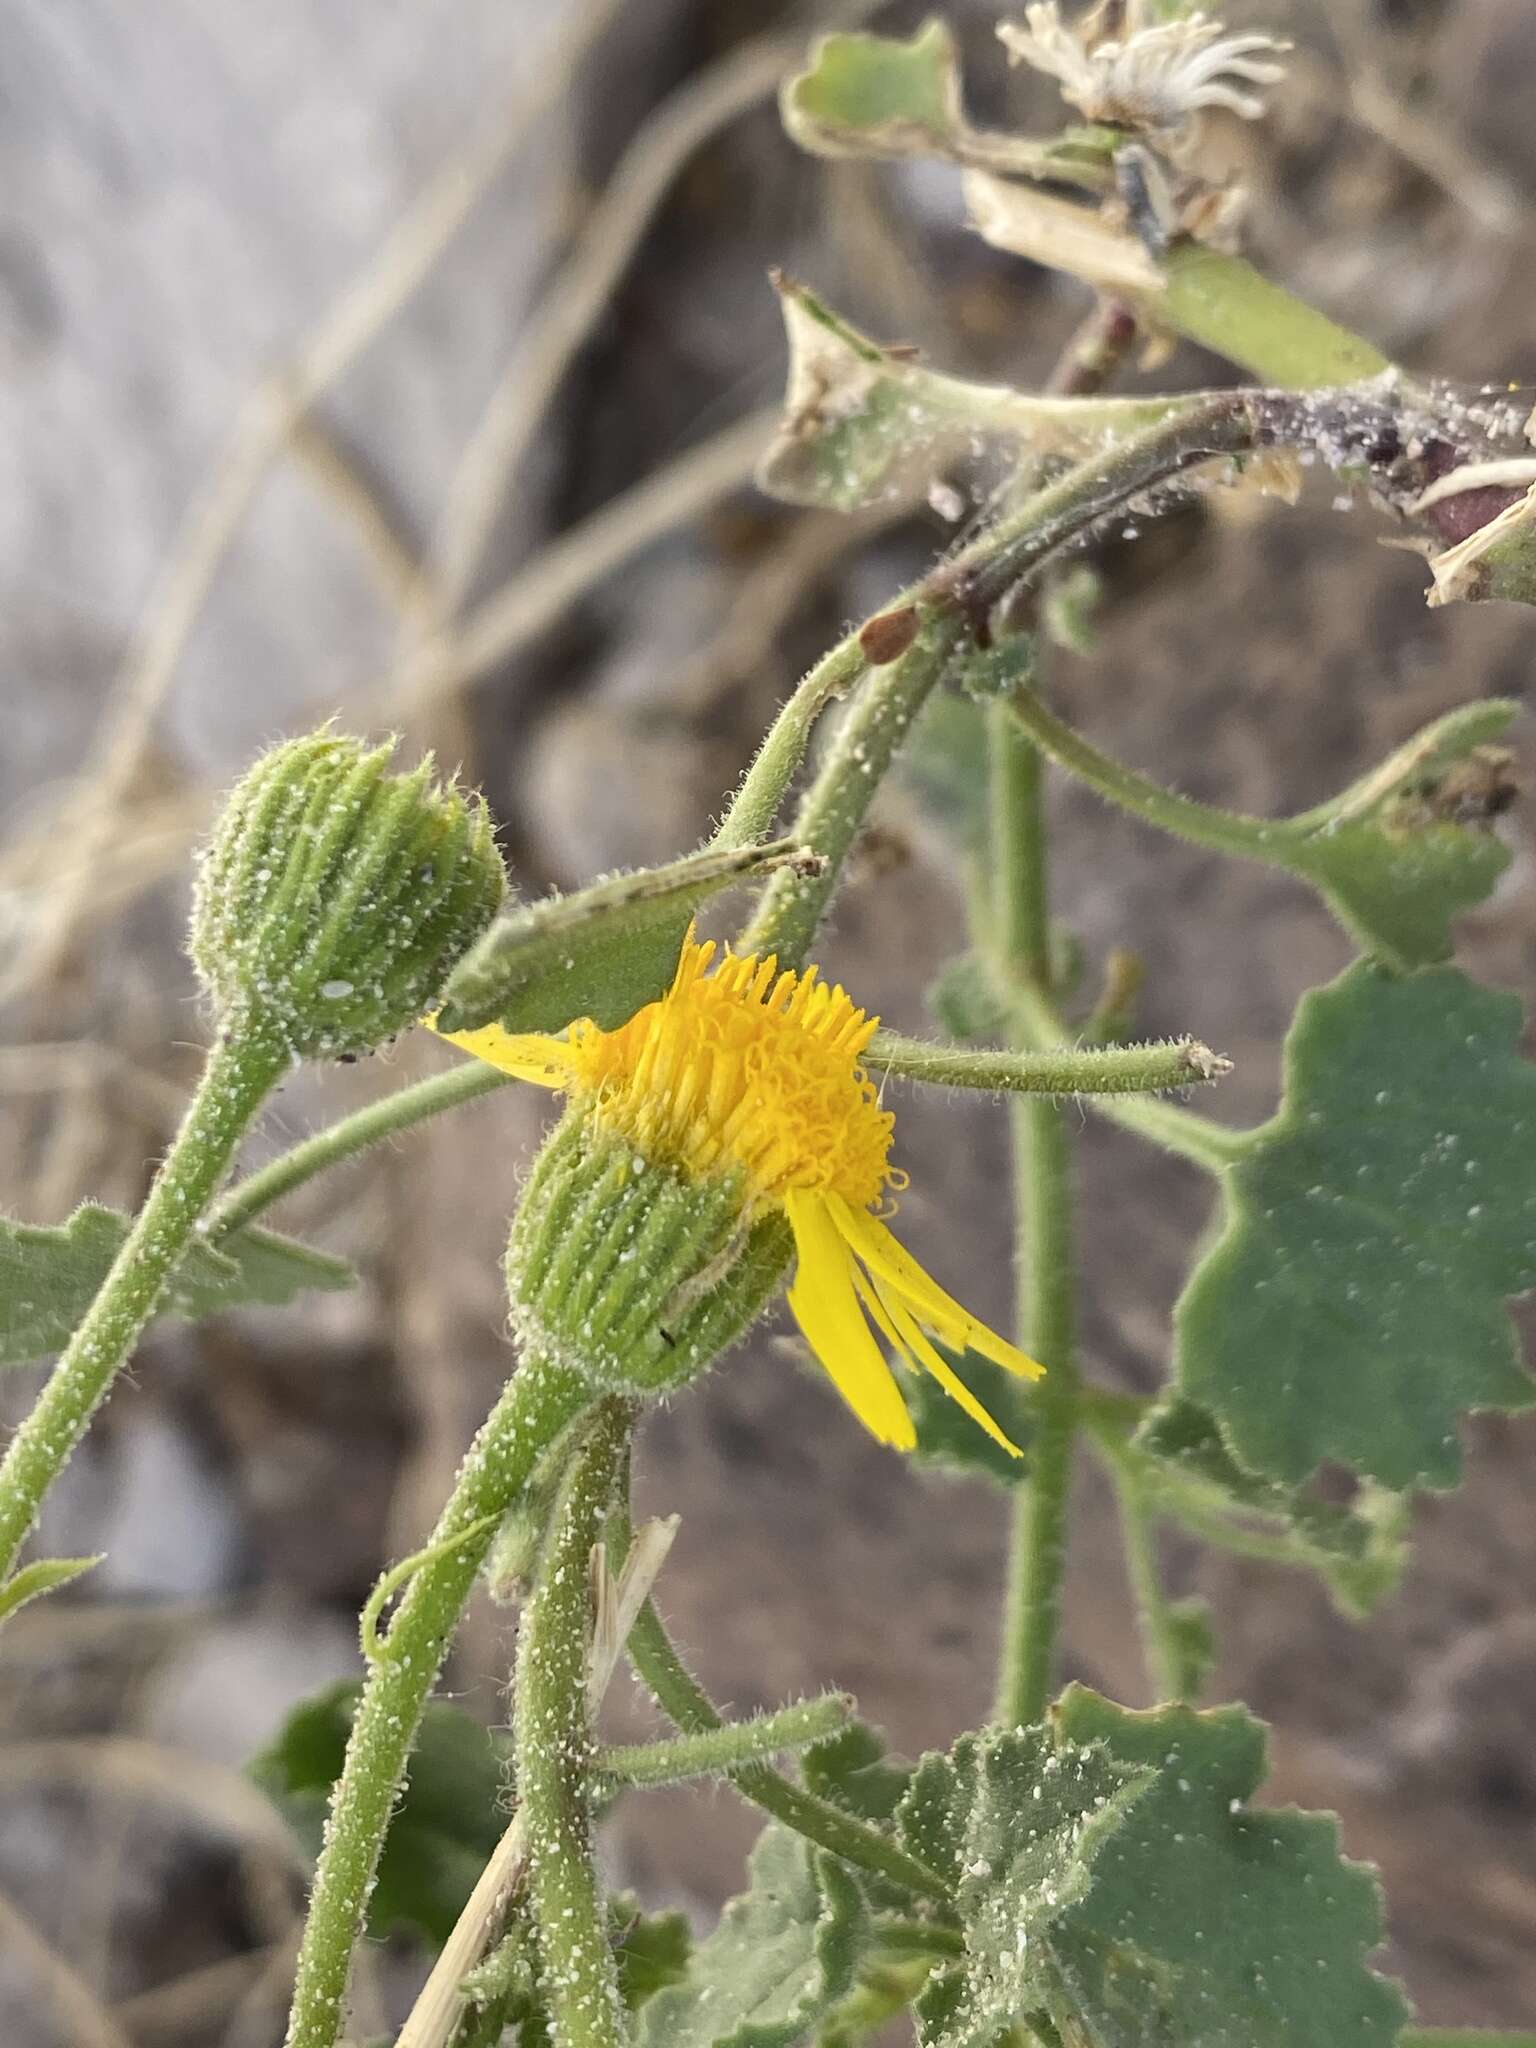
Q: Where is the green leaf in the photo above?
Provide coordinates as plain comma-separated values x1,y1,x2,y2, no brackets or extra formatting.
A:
0,1203,355,1367
895,1727,1148,2048
1175,962,1536,1490
637,1826,867,2048
612,1899,694,2012
784,21,961,161
1282,703,1517,968
781,22,1112,187
250,1680,511,1946
1045,1686,1410,2047
0,1554,103,1627
759,282,1181,515
436,840,811,1035
1128,1396,1408,1616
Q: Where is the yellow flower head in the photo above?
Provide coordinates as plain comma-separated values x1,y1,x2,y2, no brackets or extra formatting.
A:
432,936,1041,1454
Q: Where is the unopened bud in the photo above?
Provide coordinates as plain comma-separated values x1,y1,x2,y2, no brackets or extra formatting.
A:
191,729,506,1059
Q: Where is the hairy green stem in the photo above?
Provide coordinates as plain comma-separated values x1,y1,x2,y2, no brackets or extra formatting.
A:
739,396,1270,968
210,1057,508,1239
1003,682,1295,867
867,1028,1226,1098
710,637,868,853
611,1507,948,1904
995,1091,1079,1729
999,968,1246,1172
596,1691,853,1788
739,616,963,966
942,393,1263,620
283,1349,594,2048
987,710,1081,1731
1113,1472,1187,1703
989,707,1051,979
517,1401,631,2048
0,1021,288,1583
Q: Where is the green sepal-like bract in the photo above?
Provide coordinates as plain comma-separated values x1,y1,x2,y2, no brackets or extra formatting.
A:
505,1115,792,1396
191,729,506,1060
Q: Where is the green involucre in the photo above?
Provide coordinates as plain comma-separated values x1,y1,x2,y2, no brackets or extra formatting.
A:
506,1113,792,1396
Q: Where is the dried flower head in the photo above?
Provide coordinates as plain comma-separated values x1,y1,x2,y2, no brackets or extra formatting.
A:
999,3,1288,133
434,934,1041,1451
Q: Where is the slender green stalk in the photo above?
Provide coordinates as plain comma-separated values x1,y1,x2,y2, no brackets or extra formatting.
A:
1092,1090,1249,1170
710,636,868,853
1113,1472,1187,1704
284,1349,594,2048
0,1021,288,1583
995,1091,1079,1729
209,1057,508,1240
987,707,1081,1732
989,708,1051,980
1000,969,1247,1171
516,1401,632,2048
622,1591,948,1901
1003,683,1295,867
595,1691,852,1788
1154,244,1392,389
739,616,963,966
866,1028,1226,1098
611,1505,948,1904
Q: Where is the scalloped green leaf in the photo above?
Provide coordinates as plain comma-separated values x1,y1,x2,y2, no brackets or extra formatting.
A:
1282,704,1516,968
896,1727,1149,2048
250,1680,511,1946
0,1203,354,1367
436,840,806,1035
1046,1686,1410,2047
638,1826,866,2048
1130,1396,1408,1616
782,22,964,162
781,22,1113,188
1175,962,1536,1490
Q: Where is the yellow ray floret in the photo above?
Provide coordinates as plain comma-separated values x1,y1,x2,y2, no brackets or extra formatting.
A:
429,934,1042,1452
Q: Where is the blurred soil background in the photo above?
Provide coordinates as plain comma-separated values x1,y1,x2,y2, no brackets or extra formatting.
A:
2,0,1536,2039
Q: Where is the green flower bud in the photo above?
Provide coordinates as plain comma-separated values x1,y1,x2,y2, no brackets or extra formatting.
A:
191,729,506,1060
505,1113,792,1397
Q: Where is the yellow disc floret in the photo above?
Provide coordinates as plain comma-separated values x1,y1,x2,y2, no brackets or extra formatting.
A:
564,940,893,1211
